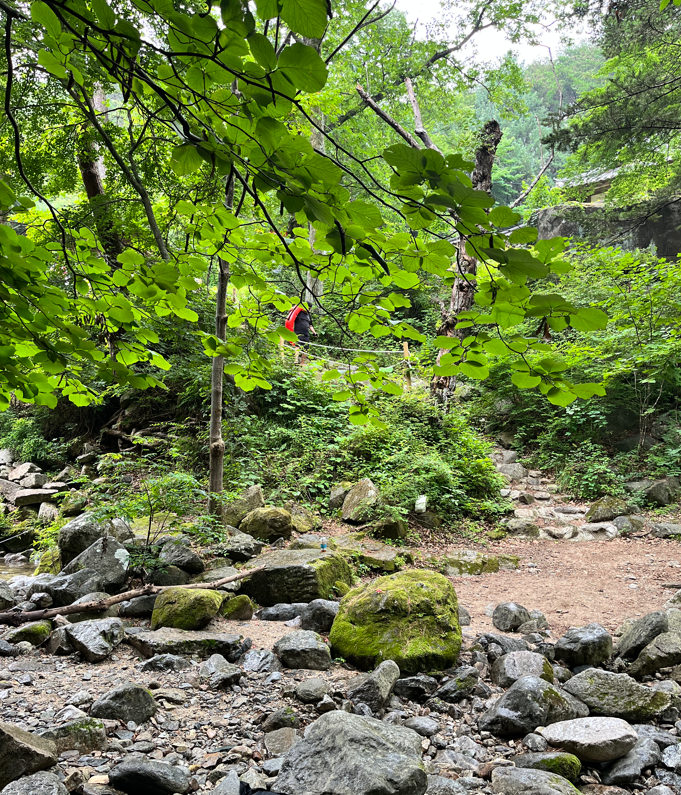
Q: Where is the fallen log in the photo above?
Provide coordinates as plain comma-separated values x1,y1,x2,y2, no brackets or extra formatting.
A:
0,565,266,627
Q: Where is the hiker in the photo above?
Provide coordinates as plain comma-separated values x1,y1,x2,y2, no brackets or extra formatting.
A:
285,305,317,363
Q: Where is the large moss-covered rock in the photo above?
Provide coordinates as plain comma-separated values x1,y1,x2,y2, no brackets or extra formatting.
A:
151,587,224,631
3,620,52,646
562,669,671,720
240,507,293,542
241,549,353,606
585,496,631,523
284,502,322,534
223,485,265,528
33,548,61,576
220,594,254,621
329,569,462,673
511,751,582,783
431,551,519,576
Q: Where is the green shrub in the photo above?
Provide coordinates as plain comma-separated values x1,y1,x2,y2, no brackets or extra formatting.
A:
0,413,64,465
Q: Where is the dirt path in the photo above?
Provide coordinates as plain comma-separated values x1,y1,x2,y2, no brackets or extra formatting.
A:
448,536,681,638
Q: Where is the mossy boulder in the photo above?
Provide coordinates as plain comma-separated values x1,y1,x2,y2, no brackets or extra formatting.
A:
242,549,353,605
512,751,582,783
334,581,351,597
341,478,379,523
151,587,224,631
370,519,408,541
4,620,52,646
329,569,462,673
563,668,671,720
223,484,265,528
38,718,107,754
586,496,631,523
284,502,322,534
431,551,519,577
220,594,254,621
34,548,61,576
240,506,293,542
334,534,413,573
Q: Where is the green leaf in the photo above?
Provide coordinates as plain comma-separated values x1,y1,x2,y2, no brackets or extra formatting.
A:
435,336,461,349
546,387,578,406
249,32,277,71
569,307,608,332
512,371,541,389
254,0,279,19
278,43,327,92
280,0,328,38
509,226,538,245
488,206,522,228
332,390,351,401
90,0,116,29
31,1,61,38
171,144,205,176
321,369,341,381
38,50,67,79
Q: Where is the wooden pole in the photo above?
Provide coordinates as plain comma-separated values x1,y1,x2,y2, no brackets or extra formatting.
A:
403,341,411,391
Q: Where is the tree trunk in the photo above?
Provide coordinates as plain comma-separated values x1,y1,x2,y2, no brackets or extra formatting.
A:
432,120,503,407
208,173,235,518
76,127,124,265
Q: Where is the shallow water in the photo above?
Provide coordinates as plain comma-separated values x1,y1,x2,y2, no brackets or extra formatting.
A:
0,561,35,581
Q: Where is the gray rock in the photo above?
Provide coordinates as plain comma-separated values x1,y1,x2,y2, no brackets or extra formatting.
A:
158,539,204,574
262,759,284,777
90,683,157,723
296,678,329,704
273,630,332,670
108,759,190,795
652,523,681,538
264,727,299,758
347,661,400,712
661,743,681,770
479,676,589,737
262,708,301,733
124,627,242,659
341,478,380,523
222,485,265,528
425,776,466,795
648,787,675,795
630,632,681,678
119,595,158,618
38,717,106,754
632,724,679,749
496,464,528,480
523,733,549,752
45,627,74,656
613,514,645,534
61,537,129,592
0,581,12,610
404,716,439,736
479,632,529,655
19,473,47,489
578,522,618,540
490,767,579,795
554,623,612,668
0,722,58,789
433,667,479,703
0,639,17,657
13,489,57,506
645,477,681,507
240,648,282,673
458,606,471,626
259,603,307,621
198,654,242,689
563,668,671,720
58,513,123,565
0,772,67,795
65,618,125,662
540,717,638,762
504,518,540,537
617,611,668,659
146,565,190,586
138,654,191,672
300,599,339,634
329,482,353,511
394,675,438,702
216,531,264,562
274,710,426,795
212,770,240,795
511,751,581,782
493,602,531,633
240,507,293,542
27,569,104,608
491,651,554,688
603,737,661,785
585,497,630,523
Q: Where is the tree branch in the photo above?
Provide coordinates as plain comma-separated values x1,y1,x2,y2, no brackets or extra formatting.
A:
355,83,421,149
0,566,266,626
510,151,554,208
404,77,441,152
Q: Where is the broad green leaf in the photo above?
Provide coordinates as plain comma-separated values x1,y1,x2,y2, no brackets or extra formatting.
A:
254,0,280,19
569,307,608,331
90,0,116,29
509,226,538,245
38,50,67,79
280,0,328,38
278,43,327,92
249,32,277,71
31,1,61,38
489,206,522,228
171,144,205,176
512,371,541,389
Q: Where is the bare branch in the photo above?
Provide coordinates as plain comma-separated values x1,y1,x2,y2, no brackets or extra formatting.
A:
404,77,441,152
325,0,395,65
356,83,421,149
510,151,555,208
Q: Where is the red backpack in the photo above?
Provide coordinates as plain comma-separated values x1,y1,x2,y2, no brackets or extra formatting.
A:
285,306,304,337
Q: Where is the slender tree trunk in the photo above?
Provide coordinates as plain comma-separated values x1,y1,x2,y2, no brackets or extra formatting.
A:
432,120,503,407
208,172,235,518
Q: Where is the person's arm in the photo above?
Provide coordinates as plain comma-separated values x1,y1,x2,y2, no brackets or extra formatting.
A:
310,325,317,335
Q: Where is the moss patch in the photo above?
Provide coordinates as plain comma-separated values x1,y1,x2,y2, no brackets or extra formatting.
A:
4,619,52,645
329,569,461,673
34,548,61,576
151,587,223,631
220,594,254,621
